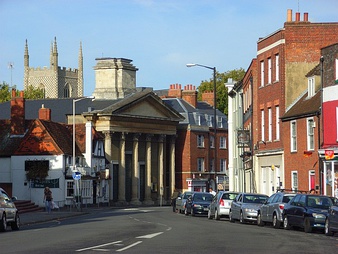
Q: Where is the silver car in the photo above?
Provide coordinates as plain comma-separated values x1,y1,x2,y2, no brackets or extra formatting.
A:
229,192,268,224
176,191,193,214
257,191,296,228
208,191,239,220
0,188,20,232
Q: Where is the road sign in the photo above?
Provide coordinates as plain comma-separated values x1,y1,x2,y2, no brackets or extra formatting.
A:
72,172,81,180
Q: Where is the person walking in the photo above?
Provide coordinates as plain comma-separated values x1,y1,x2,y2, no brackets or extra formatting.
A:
44,187,53,213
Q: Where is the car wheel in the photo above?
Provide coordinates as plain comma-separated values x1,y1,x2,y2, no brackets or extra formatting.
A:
207,209,212,219
229,210,235,223
325,218,333,236
272,213,281,229
11,213,20,231
0,213,7,232
215,210,220,220
191,209,195,216
304,218,312,233
240,211,245,224
283,215,291,230
257,212,264,227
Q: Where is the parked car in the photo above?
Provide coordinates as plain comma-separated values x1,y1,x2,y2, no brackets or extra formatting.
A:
257,191,296,228
283,194,333,233
185,192,213,216
176,191,193,214
208,191,239,220
0,188,20,232
229,193,268,224
325,199,338,236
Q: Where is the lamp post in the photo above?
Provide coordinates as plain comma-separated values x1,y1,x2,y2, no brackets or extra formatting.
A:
72,96,94,209
186,63,217,191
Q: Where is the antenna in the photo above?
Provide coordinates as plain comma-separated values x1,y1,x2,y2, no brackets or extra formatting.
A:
8,62,14,87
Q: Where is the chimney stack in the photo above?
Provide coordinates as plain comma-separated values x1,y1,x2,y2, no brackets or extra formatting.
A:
10,90,25,136
39,104,52,121
182,84,197,108
168,83,182,98
287,9,292,22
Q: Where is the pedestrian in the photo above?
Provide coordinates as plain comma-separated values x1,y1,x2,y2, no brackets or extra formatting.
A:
171,189,180,212
309,188,316,194
209,188,216,196
44,187,53,213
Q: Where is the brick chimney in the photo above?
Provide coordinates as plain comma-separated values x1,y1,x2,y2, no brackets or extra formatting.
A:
39,104,51,121
202,91,215,107
168,83,182,98
182,84,197,107
10,90,25,136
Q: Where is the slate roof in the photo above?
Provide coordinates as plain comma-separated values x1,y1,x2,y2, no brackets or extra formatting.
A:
281,91,321,121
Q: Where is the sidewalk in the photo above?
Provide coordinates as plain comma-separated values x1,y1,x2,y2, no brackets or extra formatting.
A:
19,206,102,226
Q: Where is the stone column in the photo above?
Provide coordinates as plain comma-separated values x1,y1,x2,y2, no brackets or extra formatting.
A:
145,134,153,204
170,135,176,195
131,133,141,204
118,132,126,203
158,135,165,203
103,131,113,201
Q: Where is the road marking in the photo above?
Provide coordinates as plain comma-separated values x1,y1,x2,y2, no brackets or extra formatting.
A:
76,241,122,252
136,232,163,239
116,241,143,252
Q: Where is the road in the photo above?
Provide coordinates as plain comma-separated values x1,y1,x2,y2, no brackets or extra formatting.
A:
1,206,338,253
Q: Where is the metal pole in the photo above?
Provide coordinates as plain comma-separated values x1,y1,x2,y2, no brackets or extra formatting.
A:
213,67,217,190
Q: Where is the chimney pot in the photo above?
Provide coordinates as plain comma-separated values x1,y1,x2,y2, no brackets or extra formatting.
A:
287,9,292,22
304,12,308,22
295,12,300,22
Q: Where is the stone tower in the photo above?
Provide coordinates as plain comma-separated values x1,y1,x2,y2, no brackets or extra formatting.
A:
92,58,138,99
23,38,83,99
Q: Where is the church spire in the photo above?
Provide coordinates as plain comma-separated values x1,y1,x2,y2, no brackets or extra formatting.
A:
52,37,58,70
24,39,29,68
78,41,84,97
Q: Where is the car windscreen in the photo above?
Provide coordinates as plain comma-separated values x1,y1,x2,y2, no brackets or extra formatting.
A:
222,193,238,200
307,196,332,209
193,194,213,202
244,195,267,204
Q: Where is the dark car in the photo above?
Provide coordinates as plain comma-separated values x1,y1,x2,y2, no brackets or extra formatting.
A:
185,192,213,216
283,194,333,233
257,191,296,228
0,188,20,232
325,199,338,236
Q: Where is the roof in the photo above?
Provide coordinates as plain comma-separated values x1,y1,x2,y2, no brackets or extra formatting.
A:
281,91,321,121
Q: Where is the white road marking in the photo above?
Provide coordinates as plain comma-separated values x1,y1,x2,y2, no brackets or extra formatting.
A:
116,241,143,252
76,241,122,252
136,232,163,239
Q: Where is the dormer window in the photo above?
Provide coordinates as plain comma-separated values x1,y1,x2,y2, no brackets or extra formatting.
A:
308,76,315,98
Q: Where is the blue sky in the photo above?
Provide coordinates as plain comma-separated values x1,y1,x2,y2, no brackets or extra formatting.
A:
1,0,337,96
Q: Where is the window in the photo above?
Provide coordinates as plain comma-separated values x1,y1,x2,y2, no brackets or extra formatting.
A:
219,136,226,149
268,58,272,84
275,106,280,140
217,116,223,128
260,61,264,86
268,108,272,141
291,171,298,191
210,135,215,148
64,83,70,98
307,118,315,150
197,158,205,172
81,180,92,198
207,115,213,127
261,110,265,141
291,121,297,152
197,135,204,148
195,114,201,126
66,180,74,198
275,54,279,81
220,159,226,172
210,159,214,172
308,77,315,97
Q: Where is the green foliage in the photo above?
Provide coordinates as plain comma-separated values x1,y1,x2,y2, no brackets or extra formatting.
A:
24,85,45,99
197,68,245,115
0,82,11,103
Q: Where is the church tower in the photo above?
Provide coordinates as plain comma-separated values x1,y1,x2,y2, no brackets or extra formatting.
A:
23,38,84,99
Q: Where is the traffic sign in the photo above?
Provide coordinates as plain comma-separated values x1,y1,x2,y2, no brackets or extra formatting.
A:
72,172,81,180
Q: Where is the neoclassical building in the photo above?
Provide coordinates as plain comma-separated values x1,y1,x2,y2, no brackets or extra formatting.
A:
84,89,183,205
24,37,83,99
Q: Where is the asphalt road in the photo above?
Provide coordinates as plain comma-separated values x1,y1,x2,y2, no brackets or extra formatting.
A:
1,206,338,253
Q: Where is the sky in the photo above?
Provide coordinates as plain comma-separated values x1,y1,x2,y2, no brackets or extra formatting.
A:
1,0,338,96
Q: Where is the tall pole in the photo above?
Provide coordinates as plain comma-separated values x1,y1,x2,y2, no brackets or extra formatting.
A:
186,63,217,190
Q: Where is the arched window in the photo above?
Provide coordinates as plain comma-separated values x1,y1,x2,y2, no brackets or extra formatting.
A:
64,83,70,98
38,83,46,98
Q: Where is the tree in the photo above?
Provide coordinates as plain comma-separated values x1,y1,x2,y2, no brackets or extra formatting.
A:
24,85,45,100
0,82,11,103
197,68,245,115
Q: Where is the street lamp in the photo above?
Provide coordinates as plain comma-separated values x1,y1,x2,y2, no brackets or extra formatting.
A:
72,96,94,209
186,63,217,191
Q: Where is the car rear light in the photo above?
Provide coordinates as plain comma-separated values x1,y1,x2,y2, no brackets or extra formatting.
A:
220,199,224,206
279,204,284,210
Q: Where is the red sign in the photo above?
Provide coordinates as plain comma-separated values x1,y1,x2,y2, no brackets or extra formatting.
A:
325,150,335,160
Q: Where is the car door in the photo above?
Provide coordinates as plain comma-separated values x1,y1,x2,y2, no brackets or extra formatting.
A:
262,194,275,222
293,195,306,227
231,194,242,220
287,195,300,225
0,190,15,221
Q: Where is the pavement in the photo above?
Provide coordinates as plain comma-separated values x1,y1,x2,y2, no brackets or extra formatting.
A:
19,205,108,226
